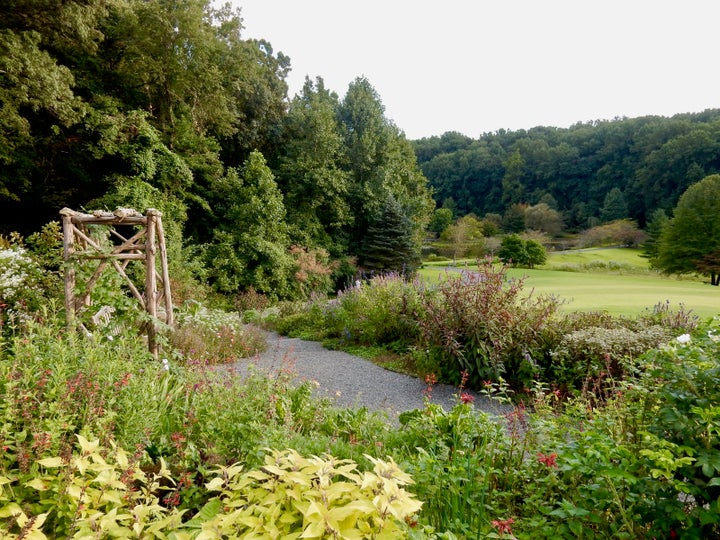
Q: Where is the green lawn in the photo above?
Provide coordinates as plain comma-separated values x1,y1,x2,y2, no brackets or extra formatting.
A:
542,247,648,269
419,248,720,318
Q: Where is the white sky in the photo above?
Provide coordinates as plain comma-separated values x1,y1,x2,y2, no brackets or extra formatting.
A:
233,0,720,140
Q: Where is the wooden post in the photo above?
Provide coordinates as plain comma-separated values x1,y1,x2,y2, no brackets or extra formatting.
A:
60,209,76,330
145,209,159,358
155,213,174,327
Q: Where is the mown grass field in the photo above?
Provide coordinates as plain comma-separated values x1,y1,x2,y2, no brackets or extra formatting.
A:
420,248,720,318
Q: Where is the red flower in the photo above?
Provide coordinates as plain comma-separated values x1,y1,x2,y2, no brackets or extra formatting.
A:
460,392,475,404
537,452,558,468
491,517,515,535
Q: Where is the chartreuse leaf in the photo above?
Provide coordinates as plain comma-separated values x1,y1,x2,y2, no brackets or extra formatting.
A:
37,457,63,468
0,502,25,519
24,478,48,491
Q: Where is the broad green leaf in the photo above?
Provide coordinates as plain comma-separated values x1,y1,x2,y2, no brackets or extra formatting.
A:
184,499,223,528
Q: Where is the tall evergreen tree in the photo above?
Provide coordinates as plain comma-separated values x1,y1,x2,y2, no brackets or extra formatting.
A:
642,208,669,261
359,197,421,275
600,187,629,222
205,151,294,297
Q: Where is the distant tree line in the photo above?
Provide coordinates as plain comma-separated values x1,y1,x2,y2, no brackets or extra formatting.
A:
414,112,720,230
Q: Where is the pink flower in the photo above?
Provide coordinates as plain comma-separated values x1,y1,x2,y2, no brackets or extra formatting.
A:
491,517,515,535
459,370,469,390
537,452,558,468
460,392,475,404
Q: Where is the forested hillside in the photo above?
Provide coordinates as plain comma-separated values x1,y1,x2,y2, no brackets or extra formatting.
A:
1,0,432,298
414,111,720,229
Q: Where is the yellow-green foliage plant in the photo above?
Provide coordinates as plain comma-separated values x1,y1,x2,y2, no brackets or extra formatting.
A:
0,435,183,539
188,449,423,539
0,438,423,539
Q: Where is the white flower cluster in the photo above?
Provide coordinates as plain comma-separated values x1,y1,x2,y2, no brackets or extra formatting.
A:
176,304,243,334
0,247,31,302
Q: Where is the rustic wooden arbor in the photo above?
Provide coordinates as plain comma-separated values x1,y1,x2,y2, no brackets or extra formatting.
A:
60,207,173,357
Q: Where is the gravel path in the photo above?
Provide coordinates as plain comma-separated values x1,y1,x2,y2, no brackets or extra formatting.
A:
229,329,513,424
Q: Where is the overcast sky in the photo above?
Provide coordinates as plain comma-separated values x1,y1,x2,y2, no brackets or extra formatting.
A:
234,1,720,140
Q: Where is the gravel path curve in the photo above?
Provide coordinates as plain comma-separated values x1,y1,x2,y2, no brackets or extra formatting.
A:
229,329,513,424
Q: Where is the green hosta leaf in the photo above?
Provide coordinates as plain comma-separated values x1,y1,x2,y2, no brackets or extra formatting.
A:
184,499,223,529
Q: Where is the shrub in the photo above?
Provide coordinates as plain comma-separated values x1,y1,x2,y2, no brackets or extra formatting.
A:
549,325,671,395
1,438,423,539
326,274,424,349
0,434,180,538
0,226,62,333
170,304,266,364
269,275,424,353
417,260,561,390
635,325,720,538
193,449,423,538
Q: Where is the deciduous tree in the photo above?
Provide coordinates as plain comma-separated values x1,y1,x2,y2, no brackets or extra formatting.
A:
428,207,453,235
524,202,563,235
498,234,547,269
278,77,350,254
654,174,720,285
